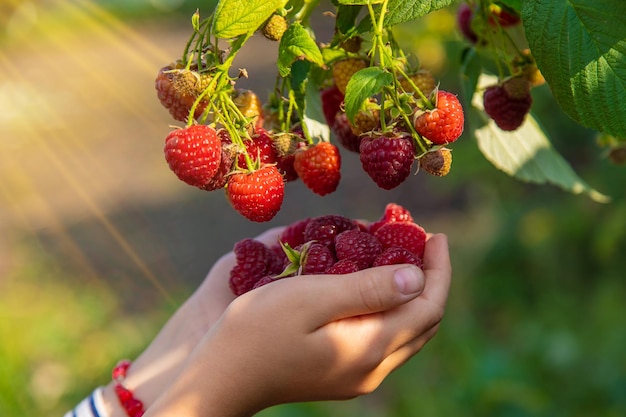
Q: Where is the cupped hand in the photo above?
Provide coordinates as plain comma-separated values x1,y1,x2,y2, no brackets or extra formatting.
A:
146,233,451,417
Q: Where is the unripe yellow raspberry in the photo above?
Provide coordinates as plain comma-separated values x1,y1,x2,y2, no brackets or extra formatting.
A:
262,14,288,41
332,58,368,95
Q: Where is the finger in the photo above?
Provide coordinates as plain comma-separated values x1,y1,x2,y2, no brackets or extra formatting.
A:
253,226,286,247
367,234,450,351
421,233,452,310
375,323,440,377
274,264,426,327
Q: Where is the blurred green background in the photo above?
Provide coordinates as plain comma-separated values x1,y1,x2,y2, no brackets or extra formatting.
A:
1,1,625,416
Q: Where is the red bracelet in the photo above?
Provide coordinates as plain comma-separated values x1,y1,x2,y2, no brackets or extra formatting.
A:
112,359,145,417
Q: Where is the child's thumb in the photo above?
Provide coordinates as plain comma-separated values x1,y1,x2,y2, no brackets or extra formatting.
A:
298,264,425,325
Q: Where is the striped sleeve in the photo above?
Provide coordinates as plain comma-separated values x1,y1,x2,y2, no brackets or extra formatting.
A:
63,387,109,417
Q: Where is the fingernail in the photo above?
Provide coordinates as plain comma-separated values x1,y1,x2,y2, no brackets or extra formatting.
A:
394,266,422,295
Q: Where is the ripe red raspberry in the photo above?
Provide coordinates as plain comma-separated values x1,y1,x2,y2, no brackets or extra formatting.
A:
236,127,278,168
372,247,423,268
279,218,312,248
332,58,368,95
333,112,362,153
373,221,427,260
326,259,360,275
321,84,345,126
456,3,479,44
164,125,222,189
335,229,384,270
294,142,341,196
483,78,532,131
268,244,288,275
155,65,211,122
226,165,285,222
359,132,416,190
276,154,299,182
252,275,283,290
320,86,362,152
414,90,464,145
303,214,359,250
419,148,452,177
488,4,521,27
229,238,274,295
271,131,305,182
202,145,234,191
368,203,415,234
298,242,336,275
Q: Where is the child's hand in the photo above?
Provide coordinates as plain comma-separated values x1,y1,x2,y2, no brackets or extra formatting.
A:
147,234,451,417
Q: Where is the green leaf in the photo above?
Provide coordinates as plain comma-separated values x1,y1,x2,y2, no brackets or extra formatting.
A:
357,0,454,32
212,0,286,39
289,60,330,141
277,23,324,77
344,67,392,123
460,47,482,109
335,4,363,37
303,79,331,142
472,75,610,203
290,60,309,111
191,10,201,32
522,0,626,138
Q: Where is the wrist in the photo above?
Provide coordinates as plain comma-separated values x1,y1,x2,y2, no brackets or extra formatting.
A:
101,383,129,417
121,301,222,407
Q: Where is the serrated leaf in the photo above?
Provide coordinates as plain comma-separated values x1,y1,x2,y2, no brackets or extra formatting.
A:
522,0,626,138
212,0,285,39
357,0,454,32
472,75,610,203
278,23,324,77
344,67,392,123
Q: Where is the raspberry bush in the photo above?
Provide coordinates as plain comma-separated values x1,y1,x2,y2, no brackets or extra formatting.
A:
154,0,625,221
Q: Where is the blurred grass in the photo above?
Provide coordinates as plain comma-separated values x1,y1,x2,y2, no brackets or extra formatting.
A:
1,1,626,417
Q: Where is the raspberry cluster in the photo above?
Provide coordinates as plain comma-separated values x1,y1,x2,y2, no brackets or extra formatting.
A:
155,6,466,224
227,203,428,296
455,2,542,132
322,68,464,191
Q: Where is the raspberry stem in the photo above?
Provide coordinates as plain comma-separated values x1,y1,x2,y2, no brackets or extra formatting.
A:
289,89,315,144
293,0,319,26
395,65,434,109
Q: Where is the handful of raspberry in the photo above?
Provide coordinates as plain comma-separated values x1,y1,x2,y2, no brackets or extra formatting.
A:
229,203,428,296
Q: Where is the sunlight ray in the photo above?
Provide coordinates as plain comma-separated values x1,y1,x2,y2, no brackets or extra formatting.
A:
1,113,175,304
0,1,183,303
